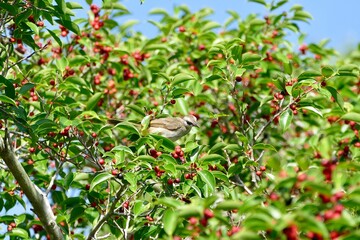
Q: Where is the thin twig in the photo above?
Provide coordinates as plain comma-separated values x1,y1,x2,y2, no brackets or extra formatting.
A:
232,176,253,195
254,87,314,141
87,185,127,240
223,148,253,194
8,41,49,69
45,162,64,196
124,208,131,240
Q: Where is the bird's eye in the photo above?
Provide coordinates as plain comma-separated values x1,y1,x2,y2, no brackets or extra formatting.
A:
186,120,193,126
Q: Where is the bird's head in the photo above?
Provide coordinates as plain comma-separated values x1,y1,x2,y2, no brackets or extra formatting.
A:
182,115,199,129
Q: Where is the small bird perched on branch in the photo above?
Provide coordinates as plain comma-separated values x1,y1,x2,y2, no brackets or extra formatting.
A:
108,115,199,141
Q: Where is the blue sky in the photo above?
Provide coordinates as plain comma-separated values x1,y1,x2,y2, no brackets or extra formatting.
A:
116,0,360,54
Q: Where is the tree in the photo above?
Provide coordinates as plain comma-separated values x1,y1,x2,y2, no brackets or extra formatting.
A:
0,0,360,239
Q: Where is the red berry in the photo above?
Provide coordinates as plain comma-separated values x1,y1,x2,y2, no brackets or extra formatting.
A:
111,169,118,176
178,26,186,32
203,209,214,219
167,179,174,185
235,76,242,82
91,132,97,138
297,173,307,182
188,217,197,225
98,159,105,165
170,99,176,104
200,217,207,227
333,191,344,201
259,166,266,171
154,166,160,173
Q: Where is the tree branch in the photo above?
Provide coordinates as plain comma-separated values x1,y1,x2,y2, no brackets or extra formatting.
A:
87,184,127,240
0,135,63,239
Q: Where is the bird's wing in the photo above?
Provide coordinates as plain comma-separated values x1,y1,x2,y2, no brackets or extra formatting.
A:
150,117,183,131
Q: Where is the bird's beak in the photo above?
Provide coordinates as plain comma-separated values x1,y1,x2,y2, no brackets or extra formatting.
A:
193,122,199,128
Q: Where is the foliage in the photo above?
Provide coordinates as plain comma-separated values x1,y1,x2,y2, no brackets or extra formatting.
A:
0,0,360,239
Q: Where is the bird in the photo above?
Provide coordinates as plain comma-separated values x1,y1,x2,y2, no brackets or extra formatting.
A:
108,115,199,141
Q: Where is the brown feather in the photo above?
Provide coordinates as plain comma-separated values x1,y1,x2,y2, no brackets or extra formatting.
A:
149,117,183,131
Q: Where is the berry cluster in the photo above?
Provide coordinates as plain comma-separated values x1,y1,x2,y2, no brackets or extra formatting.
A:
149,149,162,159
59,25,69,37
154,166,165,178
321,159,337,182
90,4,104,30
171,145,185,163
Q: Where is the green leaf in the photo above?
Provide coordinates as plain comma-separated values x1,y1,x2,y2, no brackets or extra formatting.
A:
86,92,102,110
127,104,146,116
201,21,221,32
19,83,35,95
114,122,140,136
103,2,129,12
212,171,230,183
47,29,63,47
149,8,169,16
90,172,113,191
241,52,262,64
134,155,156,164
150,134,175,151
298,70,322,81
253,143,277,151
293,10,313,22
248,0,267,6
171,73,196,87
338,64,359,77
163,209,177,236
283,60,293,75
66,76,89,89
249,18,265,27
216,200,242,210
200,154,226,163
8,228,29,238
321,66,335,78
0,76,15,99
209,142,227,154
301,106,323,117
177,206,202,218
171,88,189,98
224,144,243,152
55,57,68,73
280,110,293,132
25,22,39,35
55,19,80,35
124,172,137,192
66,2,83,9
341,112,360,123
119,19,139,32
0,95,16,106
69,206,86,223
55,0,66,13
156,198,183,208
111,145,134,156
235,68,246,77
326,86,344,111
198,170,215,197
